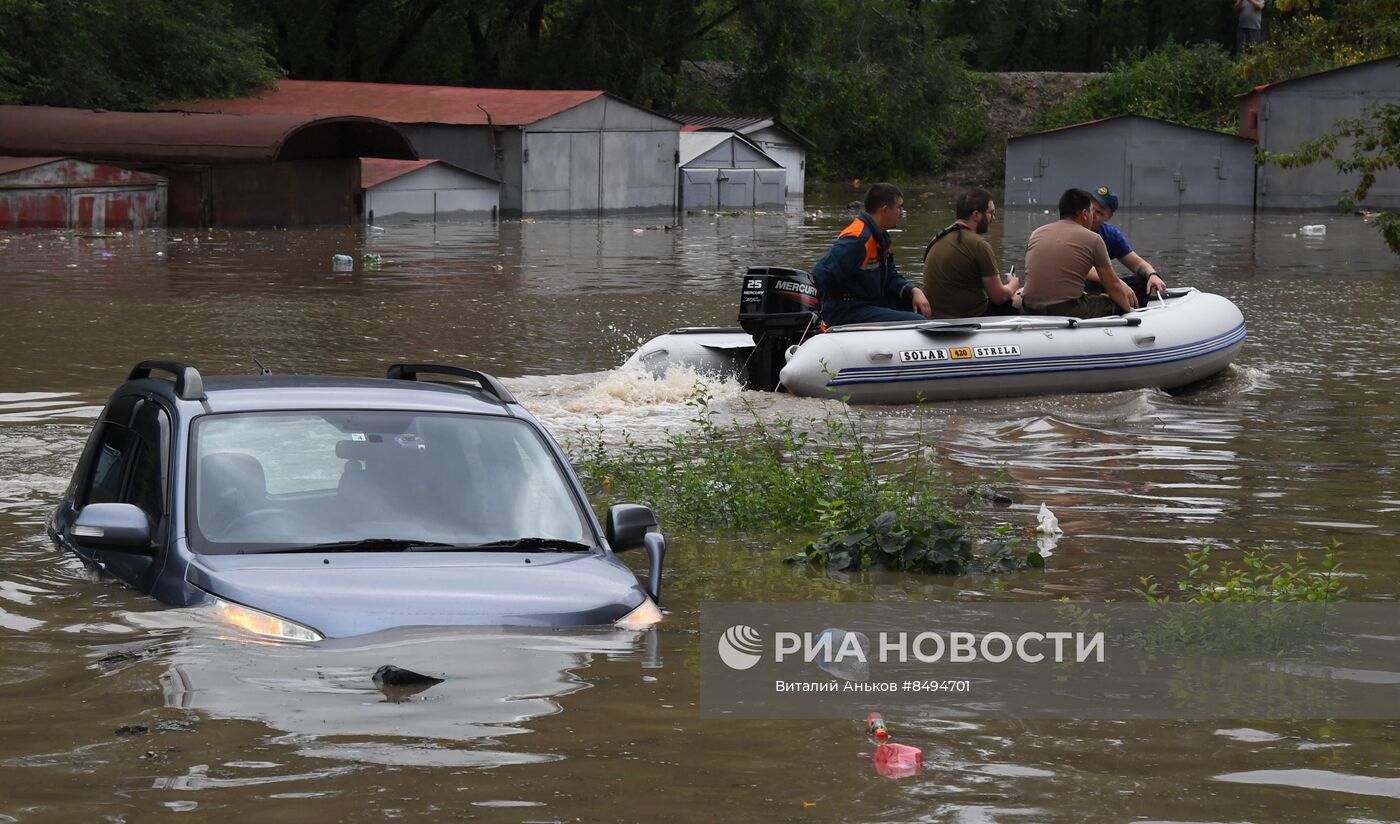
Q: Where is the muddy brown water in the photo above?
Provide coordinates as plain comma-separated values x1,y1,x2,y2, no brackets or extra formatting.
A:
2,195,1399,822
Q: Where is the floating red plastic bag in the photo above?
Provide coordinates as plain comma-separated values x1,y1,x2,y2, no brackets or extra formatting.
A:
873,741,924,779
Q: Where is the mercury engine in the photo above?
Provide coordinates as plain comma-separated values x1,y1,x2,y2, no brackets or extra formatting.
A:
738,266,820,391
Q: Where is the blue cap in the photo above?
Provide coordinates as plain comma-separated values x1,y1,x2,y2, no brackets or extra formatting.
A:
1091,186,1119,212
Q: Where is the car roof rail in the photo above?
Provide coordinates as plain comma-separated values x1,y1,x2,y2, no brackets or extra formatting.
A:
385,363,518,405
128,360,206,400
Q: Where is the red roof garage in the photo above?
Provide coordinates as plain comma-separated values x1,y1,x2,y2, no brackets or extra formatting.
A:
0,156,167,230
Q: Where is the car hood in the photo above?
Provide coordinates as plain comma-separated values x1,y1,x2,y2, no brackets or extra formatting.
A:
186,550,647,638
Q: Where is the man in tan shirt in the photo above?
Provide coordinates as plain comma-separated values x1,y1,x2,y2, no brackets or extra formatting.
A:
1022,188,1138,318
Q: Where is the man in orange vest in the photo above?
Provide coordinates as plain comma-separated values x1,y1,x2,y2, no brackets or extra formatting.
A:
811,183,932,326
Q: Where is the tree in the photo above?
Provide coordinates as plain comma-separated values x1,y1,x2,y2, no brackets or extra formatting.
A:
0,0,279,108
1236,0,1400,84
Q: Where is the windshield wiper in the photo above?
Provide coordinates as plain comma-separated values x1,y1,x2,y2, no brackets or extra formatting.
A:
272,538,461,553
413,537,595,553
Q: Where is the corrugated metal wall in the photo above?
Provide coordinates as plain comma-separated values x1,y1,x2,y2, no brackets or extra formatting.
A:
210,160,360,227
521,97,678,216
745,127,805,198
0,159,166,230
1005,116,1256,209
365,165,498,220
678,135,785,210
1256,60,1400,210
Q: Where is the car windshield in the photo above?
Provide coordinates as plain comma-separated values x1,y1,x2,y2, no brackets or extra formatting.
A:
189,410,592,553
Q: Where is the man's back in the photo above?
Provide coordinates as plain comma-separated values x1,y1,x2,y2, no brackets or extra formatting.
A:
1023,219,1111,310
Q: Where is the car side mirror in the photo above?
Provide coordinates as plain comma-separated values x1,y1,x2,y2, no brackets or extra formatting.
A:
606,503,657,552
73,503,154,553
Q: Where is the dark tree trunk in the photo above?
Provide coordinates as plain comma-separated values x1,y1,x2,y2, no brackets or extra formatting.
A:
1083,0,1102,70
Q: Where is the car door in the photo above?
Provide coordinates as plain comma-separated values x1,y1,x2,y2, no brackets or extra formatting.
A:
64,396,171,593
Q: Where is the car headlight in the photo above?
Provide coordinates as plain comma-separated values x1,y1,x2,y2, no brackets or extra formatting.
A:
614,597,662,629
215,598,323,643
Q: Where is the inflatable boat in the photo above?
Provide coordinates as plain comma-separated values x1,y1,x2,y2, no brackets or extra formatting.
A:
626,267,1247,405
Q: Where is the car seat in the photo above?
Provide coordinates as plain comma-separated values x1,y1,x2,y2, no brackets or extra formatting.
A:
197,452,269,540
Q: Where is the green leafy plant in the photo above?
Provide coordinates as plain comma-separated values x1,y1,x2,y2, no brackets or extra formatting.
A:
571,383,1020,577
788,510,1041,575
1037,41,1250,133
1135,541,1347,603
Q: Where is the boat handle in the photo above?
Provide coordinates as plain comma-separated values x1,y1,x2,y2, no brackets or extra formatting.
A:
1133,334,1157,346
869,350,893,361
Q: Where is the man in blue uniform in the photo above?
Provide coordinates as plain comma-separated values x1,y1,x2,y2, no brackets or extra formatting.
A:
1085,185,1167,306
811,183,932,325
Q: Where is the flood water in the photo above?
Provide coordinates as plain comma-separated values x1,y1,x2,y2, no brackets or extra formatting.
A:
2,192,1399,822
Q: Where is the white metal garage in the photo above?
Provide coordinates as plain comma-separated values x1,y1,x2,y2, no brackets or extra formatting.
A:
678,132,785,211
361,159,498,221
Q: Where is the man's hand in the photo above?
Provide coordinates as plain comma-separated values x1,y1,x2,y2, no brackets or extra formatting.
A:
1145,273,1166,297
910,287,932,319
1112,279,1138,312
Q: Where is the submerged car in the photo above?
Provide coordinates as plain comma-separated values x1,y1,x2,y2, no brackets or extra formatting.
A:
47,361,666,641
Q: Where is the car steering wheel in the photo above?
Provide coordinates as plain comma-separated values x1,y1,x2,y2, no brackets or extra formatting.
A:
222,508,299,541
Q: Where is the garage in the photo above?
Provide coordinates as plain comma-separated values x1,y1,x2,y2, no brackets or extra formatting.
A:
678,132,785,211
1004,114,1256,209
362,159,499,221
0,156,166,230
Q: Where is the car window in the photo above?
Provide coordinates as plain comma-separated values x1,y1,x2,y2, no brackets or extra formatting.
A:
127,440,162,519
85,425,136,506
197,414,346,495
190,411,591,552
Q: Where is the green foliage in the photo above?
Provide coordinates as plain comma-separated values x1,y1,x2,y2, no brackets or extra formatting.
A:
789,510,1041,575
1134,541,1348,603
573,382,1037,578
1038,41,1250,132
574,382,968,533
0,0,280,108
1236,0,1400,86
937,0,1238,73
935,71,993,158
715,0,969,179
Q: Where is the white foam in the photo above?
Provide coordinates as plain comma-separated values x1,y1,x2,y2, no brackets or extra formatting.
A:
506,365,746,449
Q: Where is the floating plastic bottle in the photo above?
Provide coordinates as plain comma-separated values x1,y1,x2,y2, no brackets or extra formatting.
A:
1300,224,1326,236
331,254,354,272
866,712,889,742
1035,502,1063,556
864,712,924,779
818,628,871,682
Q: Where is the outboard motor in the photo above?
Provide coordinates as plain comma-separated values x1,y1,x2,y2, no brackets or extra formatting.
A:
738,266,820,391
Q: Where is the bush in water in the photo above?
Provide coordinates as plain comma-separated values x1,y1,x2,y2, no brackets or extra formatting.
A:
573,382,1038,575
1135,541,1347,604
789,511,1042,575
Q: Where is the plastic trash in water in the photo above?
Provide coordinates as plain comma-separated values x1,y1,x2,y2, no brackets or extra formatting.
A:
1035,503,1063,557
1300,224,1327,236
362,253,383,269
866,712,889,742
865,712,924,779
874,741,924,779
331,254,354,272
817,628,871,682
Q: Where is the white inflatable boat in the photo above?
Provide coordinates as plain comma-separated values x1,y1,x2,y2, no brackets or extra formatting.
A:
626,267,1247,405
